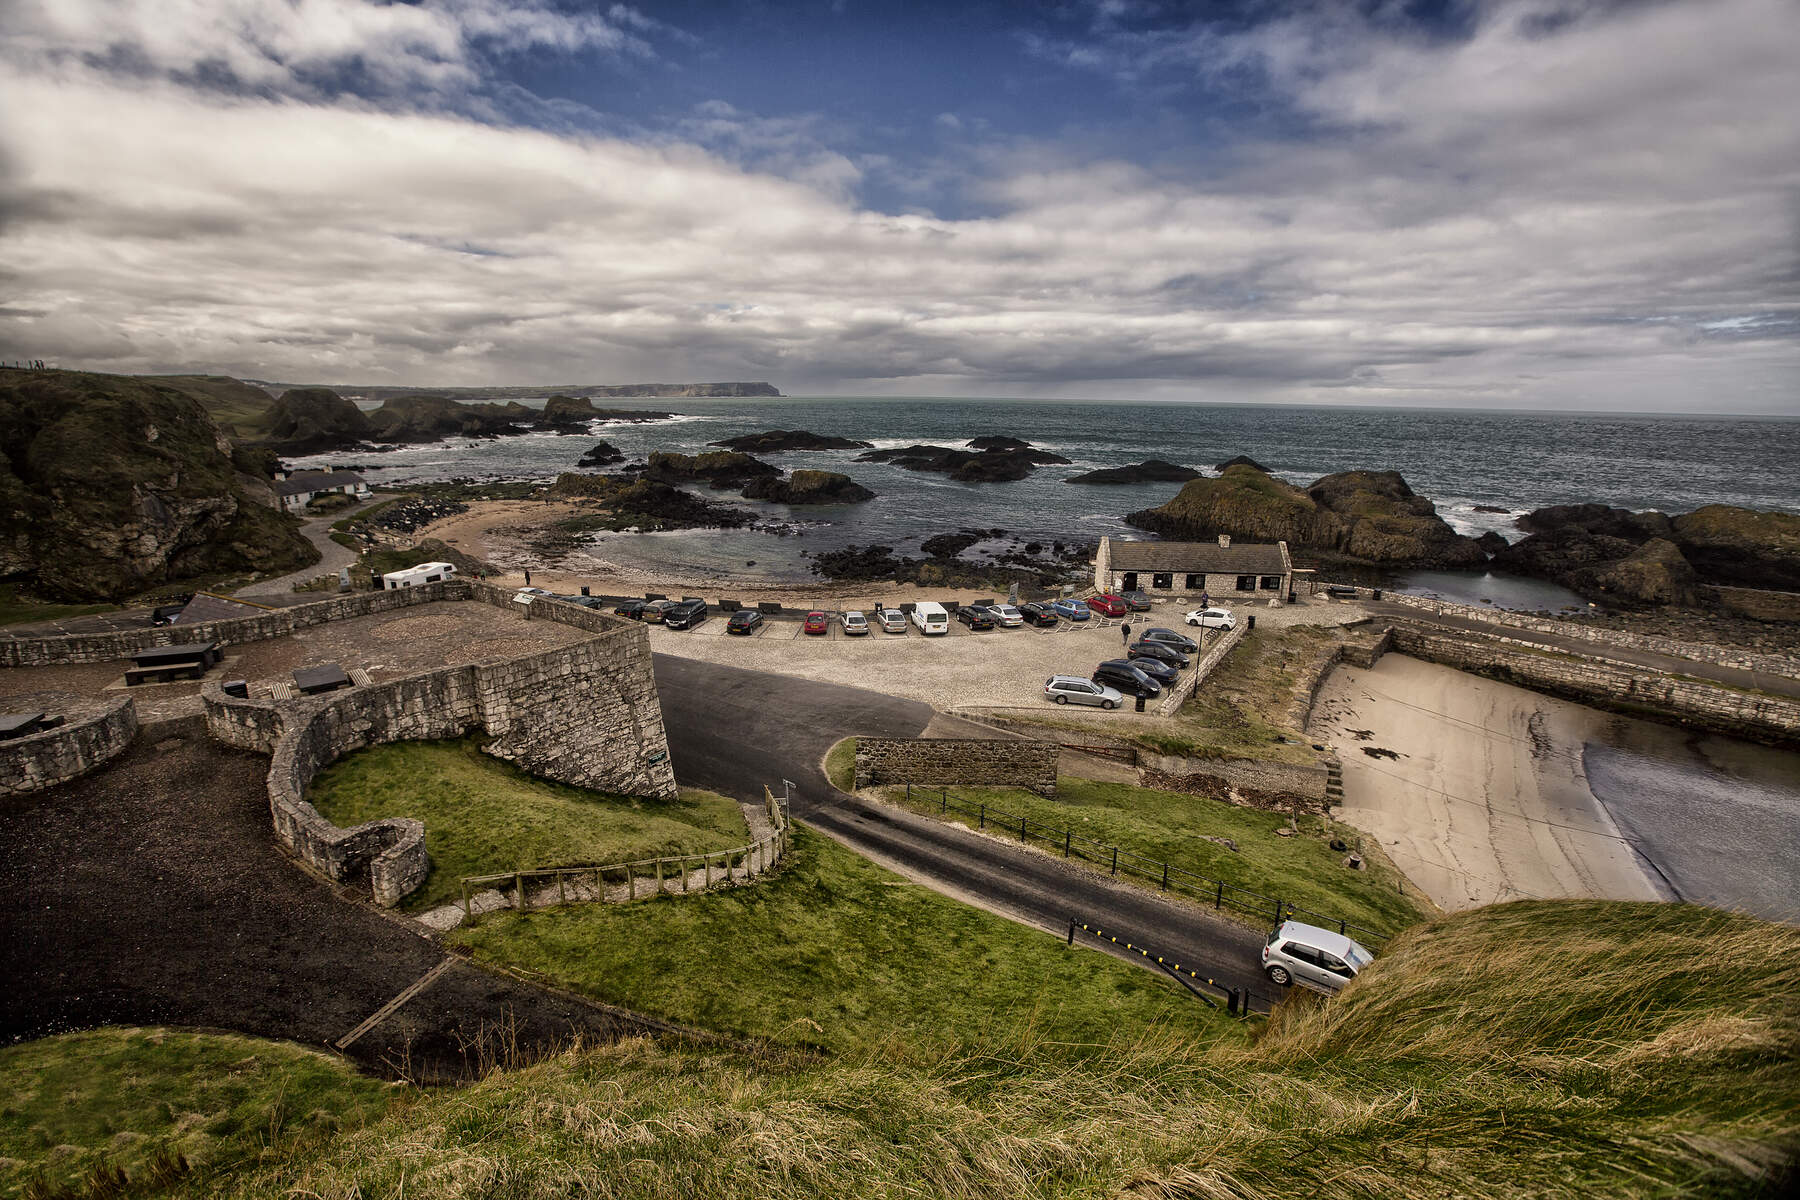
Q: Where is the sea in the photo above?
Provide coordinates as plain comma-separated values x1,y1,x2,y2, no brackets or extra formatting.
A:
288,397,1800,606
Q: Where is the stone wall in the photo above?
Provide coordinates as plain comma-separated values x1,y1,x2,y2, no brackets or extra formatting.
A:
1137,751,1329,807
854,737,1059,796
201,593,678,906
1705,585,1800,624
1288,628,1393,731
1157,623,1244,715
1387,621,1800,745
0,581,466,667
0,692,138,797
1314,582,1800,678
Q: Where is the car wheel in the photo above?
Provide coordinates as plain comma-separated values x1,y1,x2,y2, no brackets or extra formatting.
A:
1103,699,1118,710
1055,694,1069,704
1265,965,1291,986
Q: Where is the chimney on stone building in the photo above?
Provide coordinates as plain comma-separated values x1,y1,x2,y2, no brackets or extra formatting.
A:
1217,534,1231,548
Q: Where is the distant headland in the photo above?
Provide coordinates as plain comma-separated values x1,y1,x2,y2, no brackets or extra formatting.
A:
247,381,783,402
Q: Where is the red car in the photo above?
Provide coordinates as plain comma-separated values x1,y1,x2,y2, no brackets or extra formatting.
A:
803,610,830,635
1088,593,1129,617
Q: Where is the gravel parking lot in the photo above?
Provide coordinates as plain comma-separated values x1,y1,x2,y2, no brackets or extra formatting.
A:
646,598,1366,714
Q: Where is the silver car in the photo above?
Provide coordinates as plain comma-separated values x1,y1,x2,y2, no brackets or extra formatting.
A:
1260,920,1374,993
985,603,1025,627
1044,675,1124,709
874,608,908,633
841,610,870,636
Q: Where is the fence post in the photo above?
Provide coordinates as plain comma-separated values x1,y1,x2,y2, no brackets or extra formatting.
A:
1067,918,1076,946
683,857,691,893
941,786,947,811
462,880,471,923
515,873,524,912
1215,880,1223,910
1064,830,1072,857
1111,847,1119,876
1161,863,1169,891
1274,897,1284,923
1021,815,1028,842
1339,918,1346,934
656,856,665,894
558,871,566,907
706,854,714,889
979,803,986,829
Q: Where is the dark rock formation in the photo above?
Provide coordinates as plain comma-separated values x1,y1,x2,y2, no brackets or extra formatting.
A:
364,394,537,443
1065,459,1201,485
1215,455,1272,473
856,441,1071,483
1125,463,1486,569
0,370,316,600
1516,504,1675,542
740,470,875,504
1476,531,1510,556
576,441,625,467
1670,506,1800,592
1580,538,1700,607
967,435,1032,451
540,394,601,431
709,430,873,452
641,451,781,490
921,532,983,558
543,474,756,531
259,387,373,455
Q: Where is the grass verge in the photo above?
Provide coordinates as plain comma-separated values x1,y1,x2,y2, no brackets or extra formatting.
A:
880,777,1428,939
0,1028,394,1198
0,584,118,628
823,736,857,792
450,826,1233,1057
307,737,749,910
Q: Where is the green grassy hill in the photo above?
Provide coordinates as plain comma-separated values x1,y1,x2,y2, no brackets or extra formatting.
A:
4,896,1794,1199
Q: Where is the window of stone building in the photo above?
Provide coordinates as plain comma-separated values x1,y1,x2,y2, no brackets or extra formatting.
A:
1152,572,1173,590
1236,575,1256,591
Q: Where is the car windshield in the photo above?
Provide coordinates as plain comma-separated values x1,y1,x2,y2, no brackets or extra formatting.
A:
1344,943,1375,969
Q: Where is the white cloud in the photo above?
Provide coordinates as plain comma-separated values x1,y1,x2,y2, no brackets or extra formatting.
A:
0,0,1795,410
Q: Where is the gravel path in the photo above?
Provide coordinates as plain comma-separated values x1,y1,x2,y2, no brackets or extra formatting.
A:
235,502,374,598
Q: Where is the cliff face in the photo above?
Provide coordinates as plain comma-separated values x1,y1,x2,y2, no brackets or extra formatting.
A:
1124,464,1486,568
0,371,316,601
261,387,373,454
364,394,537,443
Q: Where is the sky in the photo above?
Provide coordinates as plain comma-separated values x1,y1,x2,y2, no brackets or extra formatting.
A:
1,0,1796,412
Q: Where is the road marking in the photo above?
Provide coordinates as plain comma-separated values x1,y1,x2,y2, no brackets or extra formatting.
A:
335,958,458,1050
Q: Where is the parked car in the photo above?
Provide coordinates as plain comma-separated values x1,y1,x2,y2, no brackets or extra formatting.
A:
1051,598,1091,621
613,599,649,619
841,610,870,636
641,599,678,623
516,586,553,598
1044,675,1124,709
1261,920,1374,993
803,610,830,635
1019,602,1060,627
1120,590,1154,612
1128,640,1189,669
911,601,950,635
1140,627,1198,654
726,609,764,635
663,598,708,630
569,595,607,609
1088,593,1129,617
1116,653,1177,684
956,605,995,630
1093,659,1162,698
984,603,1025,627
1185,607,1236,630
874,607,908,633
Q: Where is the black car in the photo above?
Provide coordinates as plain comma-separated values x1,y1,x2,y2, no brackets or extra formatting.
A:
663,598,708,630
570,595,608,609
1093,659,1162,698
1019,602,1060,627
1129,640,1189,669
726,609,764,635
1120,590,1154,612
1140,627,1198,654
613,599,649,619
1115,654,1177,684
956,606,995,630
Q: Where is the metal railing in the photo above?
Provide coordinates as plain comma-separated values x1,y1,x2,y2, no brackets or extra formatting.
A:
905,783,1391,947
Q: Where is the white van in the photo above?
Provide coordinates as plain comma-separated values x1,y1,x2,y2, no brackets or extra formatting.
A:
382,562,457,589
911,601,950,636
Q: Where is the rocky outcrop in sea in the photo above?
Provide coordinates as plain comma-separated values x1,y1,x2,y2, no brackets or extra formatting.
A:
709,429,874,452
855,437,1071,483
1065,459,1201,485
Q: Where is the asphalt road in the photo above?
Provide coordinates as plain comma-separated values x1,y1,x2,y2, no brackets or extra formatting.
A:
653,654,1282,1006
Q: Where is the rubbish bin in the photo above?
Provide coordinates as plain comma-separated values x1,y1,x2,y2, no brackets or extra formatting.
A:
222,680,248,698
1247,614,1256,630
581,585,590,596
1371,588,1383,601
1134,694,1146,713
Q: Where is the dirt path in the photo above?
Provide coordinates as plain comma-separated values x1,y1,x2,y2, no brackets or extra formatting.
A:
0,719,688,1081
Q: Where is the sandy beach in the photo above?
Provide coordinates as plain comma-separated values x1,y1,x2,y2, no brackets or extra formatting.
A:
1308,654,1664,912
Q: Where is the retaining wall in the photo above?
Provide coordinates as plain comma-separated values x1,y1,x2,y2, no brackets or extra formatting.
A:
1316,583,1800,678
855,737,1059,796
202,591,678,906
0,693,139,797
1156,622,1244,715
1388,621,1800,745
1137,751,1329,806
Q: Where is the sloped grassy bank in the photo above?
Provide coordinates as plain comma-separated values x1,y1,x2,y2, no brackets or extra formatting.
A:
5,902,1795,1198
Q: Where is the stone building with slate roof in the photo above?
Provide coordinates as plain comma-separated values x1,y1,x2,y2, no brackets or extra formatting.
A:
1093,535,1293,601
272,469,368,513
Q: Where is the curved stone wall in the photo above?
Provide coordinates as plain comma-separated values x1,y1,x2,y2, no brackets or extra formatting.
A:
0,692,138,797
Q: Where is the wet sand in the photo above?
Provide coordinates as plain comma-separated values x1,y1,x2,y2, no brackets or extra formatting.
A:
1308,655,1664,911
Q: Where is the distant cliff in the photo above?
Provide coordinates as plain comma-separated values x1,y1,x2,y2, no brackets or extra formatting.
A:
291,381,782,404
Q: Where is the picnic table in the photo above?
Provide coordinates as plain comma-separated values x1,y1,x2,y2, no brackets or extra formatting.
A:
125,641,220,686
293,663,353,696
0,711,47,741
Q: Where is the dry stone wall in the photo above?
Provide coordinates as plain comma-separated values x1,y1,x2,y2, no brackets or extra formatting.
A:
855,737,1059,796
0,692,138,797
1387,621,1800,745
200,589,678,906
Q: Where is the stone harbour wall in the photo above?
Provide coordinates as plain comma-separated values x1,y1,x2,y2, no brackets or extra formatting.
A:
855,737,1059,797
1388,622,1800,745
0,692,138,797
201,594,678,906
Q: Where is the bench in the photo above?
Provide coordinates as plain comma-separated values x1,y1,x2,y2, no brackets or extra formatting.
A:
125,664,205,686
293,664,353,696
758,601,783,615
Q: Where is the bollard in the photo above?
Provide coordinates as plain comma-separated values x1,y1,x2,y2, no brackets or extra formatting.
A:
1248,613,1256,630
1067,919,1076,946
1135,694,1146,713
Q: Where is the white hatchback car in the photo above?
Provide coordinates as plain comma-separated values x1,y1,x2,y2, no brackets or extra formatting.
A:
1184,607,1236,629
1261,920,1374,993
841,610,870,636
